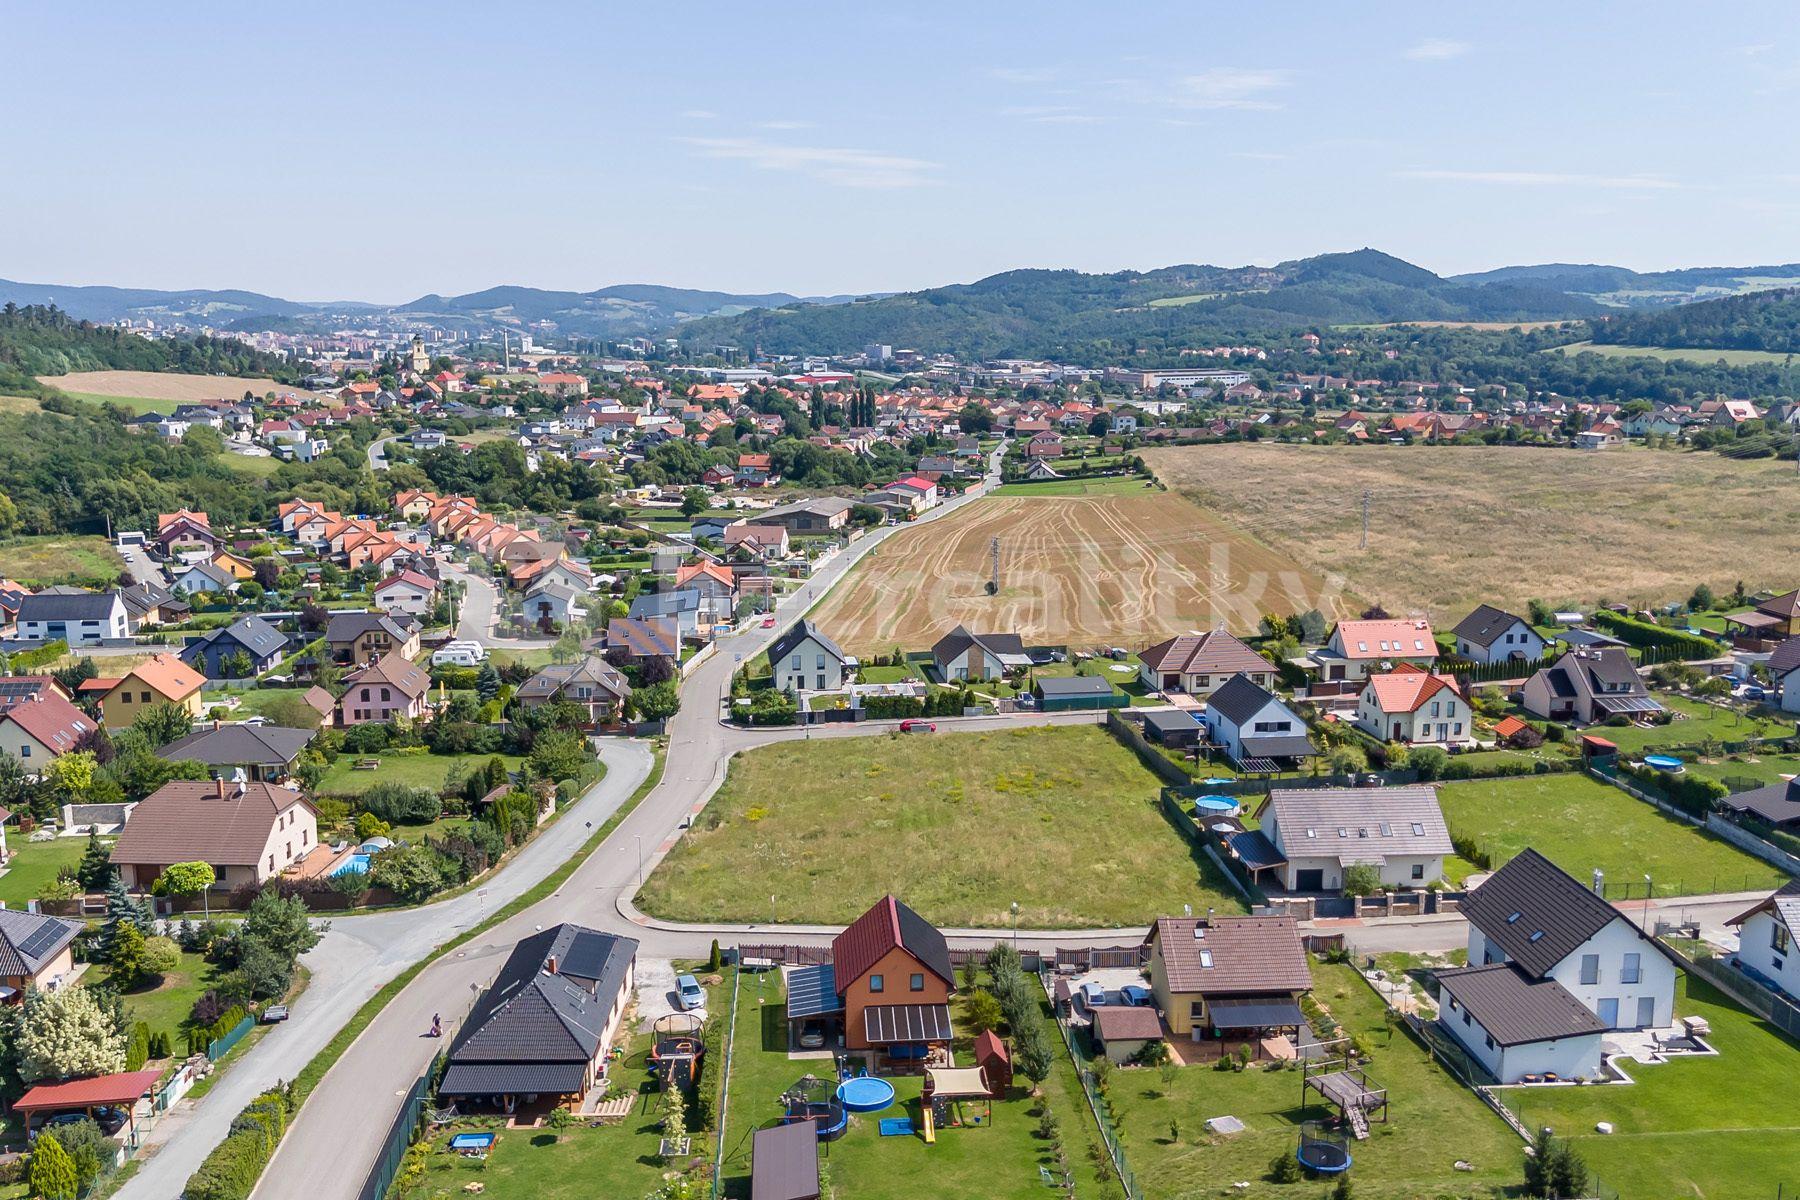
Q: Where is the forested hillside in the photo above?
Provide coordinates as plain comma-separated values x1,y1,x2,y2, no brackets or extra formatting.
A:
0,303,304,397
1589,289,1800,354
669,250,1599,361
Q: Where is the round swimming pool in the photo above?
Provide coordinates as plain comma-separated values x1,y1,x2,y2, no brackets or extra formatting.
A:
1643,754,1685,772
1194,795,1239,815
835,1076,897,1113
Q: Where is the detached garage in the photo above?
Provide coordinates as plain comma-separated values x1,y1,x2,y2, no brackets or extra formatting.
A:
1034,675,1127,712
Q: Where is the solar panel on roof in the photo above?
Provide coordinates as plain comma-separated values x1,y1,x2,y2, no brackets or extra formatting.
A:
15,924,68,961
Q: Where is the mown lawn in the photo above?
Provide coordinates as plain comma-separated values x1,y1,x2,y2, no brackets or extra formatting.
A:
0,533,124,583
1110,960,1522,1200
118,950,217,1046
1439,774,1785,898
0,833,89,907
640,725,1244,928
1583,694,1785,754
314,752,523,797
1680,751,1800,792
1499,973,1800,1199
717,967,1121,1200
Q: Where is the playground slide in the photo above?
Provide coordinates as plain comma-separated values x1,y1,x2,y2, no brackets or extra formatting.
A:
921,1104,936,1144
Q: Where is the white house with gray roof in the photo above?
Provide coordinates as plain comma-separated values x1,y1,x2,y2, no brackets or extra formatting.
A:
768,620,849,693
1450,604,1547,664
1260,785,1451,893
1728,880,1800,1003
1199,674,1313,770
16,591,129,647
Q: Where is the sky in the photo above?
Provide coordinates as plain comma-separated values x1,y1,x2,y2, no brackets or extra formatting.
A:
5,2,1800,301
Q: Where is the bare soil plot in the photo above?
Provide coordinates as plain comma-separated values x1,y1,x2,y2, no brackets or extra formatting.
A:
37,370,318,407
1142,442,1800,622
811,487,1343,655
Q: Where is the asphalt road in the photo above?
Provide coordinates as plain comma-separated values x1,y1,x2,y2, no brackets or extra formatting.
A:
366,435,401,471
444,562,556,649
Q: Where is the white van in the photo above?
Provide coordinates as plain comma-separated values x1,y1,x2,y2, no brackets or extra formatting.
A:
431,640,487,667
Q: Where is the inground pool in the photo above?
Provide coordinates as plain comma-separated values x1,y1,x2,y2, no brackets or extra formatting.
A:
835,1076,897,1113
448,1132,496,1151
329,853,372,877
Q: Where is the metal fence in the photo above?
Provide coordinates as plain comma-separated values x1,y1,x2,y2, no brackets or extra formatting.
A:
363,1049,443,1200
207,1014,255,1061
1040,974,1141,1200
1680,948,1800,1041
711,964,743,1200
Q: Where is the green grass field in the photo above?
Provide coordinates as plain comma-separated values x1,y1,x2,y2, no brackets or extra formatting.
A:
314,752,524,797
1145,292,1224,308
1583,694,1785,754
1683,751,1800,791
118,949,219,1045
1439,773,1785,898
1112,961,1522,1199
640,724,1244,928
0,834,89,908
62,391,179,414
218,452,286,477
1549,340,1795,366
1498,973,1800,1199
993,475,1158,498
0,534,125,583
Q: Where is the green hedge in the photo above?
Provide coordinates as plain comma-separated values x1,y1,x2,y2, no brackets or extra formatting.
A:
183,1087,293,1200
1620,762,1728,817
1592,610,1719,660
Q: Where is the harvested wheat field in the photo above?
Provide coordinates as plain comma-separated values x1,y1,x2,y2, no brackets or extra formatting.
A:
1142,442,1800,622
37,370,318,406
811,485,1345,654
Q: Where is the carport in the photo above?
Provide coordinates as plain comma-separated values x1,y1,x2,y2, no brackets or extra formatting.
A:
14,1068,162,1139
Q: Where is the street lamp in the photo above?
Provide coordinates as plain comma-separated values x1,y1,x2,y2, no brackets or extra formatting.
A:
1643,874,1653,933
1011,901,1020,950
635,835,644,888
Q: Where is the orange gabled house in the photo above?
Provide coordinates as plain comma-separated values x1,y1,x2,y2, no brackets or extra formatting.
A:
95,653,206,729
797,896,956,1062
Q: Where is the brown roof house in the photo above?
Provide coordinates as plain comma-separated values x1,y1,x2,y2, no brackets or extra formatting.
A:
515,656,632,727
785,896,956,1060
337,652,431,726
1137,629,1274,696
110,778,318,893
95,652,206,730
1144,915,1310,1043
1521,647,1662,726
0,909,84,1001
325,611,421,668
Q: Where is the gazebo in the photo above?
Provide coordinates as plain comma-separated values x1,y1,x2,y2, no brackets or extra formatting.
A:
13,1068,162,1139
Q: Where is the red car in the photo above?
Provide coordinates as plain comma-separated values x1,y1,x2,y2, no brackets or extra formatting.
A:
761,615,776,627
898,720,937,733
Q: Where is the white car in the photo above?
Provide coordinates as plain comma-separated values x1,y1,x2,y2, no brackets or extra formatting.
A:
431,640,487,667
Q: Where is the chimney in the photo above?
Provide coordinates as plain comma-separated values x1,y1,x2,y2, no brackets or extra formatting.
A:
215,776,226,799
213,718,221,731
546,955,558,975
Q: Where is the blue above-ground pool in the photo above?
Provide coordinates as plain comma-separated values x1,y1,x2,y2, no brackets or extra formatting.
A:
1644,754,1685,772
448,1133,496,1152
1194,795,1239,816
836,1076,897,1113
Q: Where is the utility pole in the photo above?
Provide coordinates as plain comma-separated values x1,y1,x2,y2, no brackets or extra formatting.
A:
990,536,1001,593
1359,488,1371,550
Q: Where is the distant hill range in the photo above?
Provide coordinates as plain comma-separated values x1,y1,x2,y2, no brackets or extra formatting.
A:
0,278,876,339
8,249,1800,356
1587,287,1800,356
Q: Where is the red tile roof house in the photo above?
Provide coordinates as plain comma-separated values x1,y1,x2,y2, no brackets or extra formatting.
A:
110,778,319,894
337,652,432,726
371,569,439,618
1312,618,1437,683
0,690,97,774
1137,629,1274,697
1354,665,1474,747
788,896,956,1066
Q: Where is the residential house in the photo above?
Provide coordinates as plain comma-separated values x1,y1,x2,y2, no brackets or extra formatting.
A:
866,476,939,515
1354,666,1473,746
0,910,83,1001
736,453,777,486
929,626,1031,681
1725,589,1800,648
761,498,854,533
1438,847,1678,1081
438,924,638,1111
325,612,421,668
1450,605,1547,664
0,676,69,710
784,895,955,1057
1143,916,1310,1042
515,656,632,726
1138,629,1275,696
768,621,851,693
159,723,316,783
1717,776,1800,832
628,590,702,641
118,581,186,631
523,582,589,627
180,615,287,678
1520,648,1662,725
674,562,739,623
1728,880,1800,1003
337,652,431,725
721,524,791,560
16,591,130,647
110,778,319,893
95,653,206,729
1771,637,1800,714
1199,674,1314,770
155,509,217,556
1313,618,1438,682
371,570,439,618
0,692,96,774
170,560,239,597
1259,786,1452,892
509,556,593,596
209,550,258,582
604,616,680,664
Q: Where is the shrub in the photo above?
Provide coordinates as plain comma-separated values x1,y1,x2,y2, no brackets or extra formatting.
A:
356,782,441,825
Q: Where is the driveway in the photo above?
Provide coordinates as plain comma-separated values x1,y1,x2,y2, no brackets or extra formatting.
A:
366,434,401,471
446,563,555,649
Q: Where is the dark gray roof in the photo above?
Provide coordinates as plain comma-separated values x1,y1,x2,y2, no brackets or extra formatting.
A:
1436,963,1605,1046
752,1117,821,1200
1239,733,1317,759
1460,848,1632,978
0,909,83,976
930,625,1028,667
1266,786,1452,858
1142,709,1201,735
1769,636,1800,677
769,619,847,666
1717,779,1800,826
324,611,417,644
438,1061,589,1097
629,589,701,619
446,924,637,1081
1452,604,1528,649
1206,673,1281,725
159,724,315,768
189,616,288,660
18,592,122,622
1034,675,1114,697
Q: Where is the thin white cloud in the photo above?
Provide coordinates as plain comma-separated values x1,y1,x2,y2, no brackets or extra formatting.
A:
1001,104,1099,124
680,137,941,189
1169,68,1292,110
989,66,1058,85
1232,151,1290,161
1397,168,1682,191
681,109,717,120
1404,38,1471,61
759,120,815,131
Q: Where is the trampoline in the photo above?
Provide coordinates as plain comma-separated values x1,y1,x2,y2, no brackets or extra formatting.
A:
1296,1121,1352,1174
836,1076,897,1113
781,1075,851,1141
